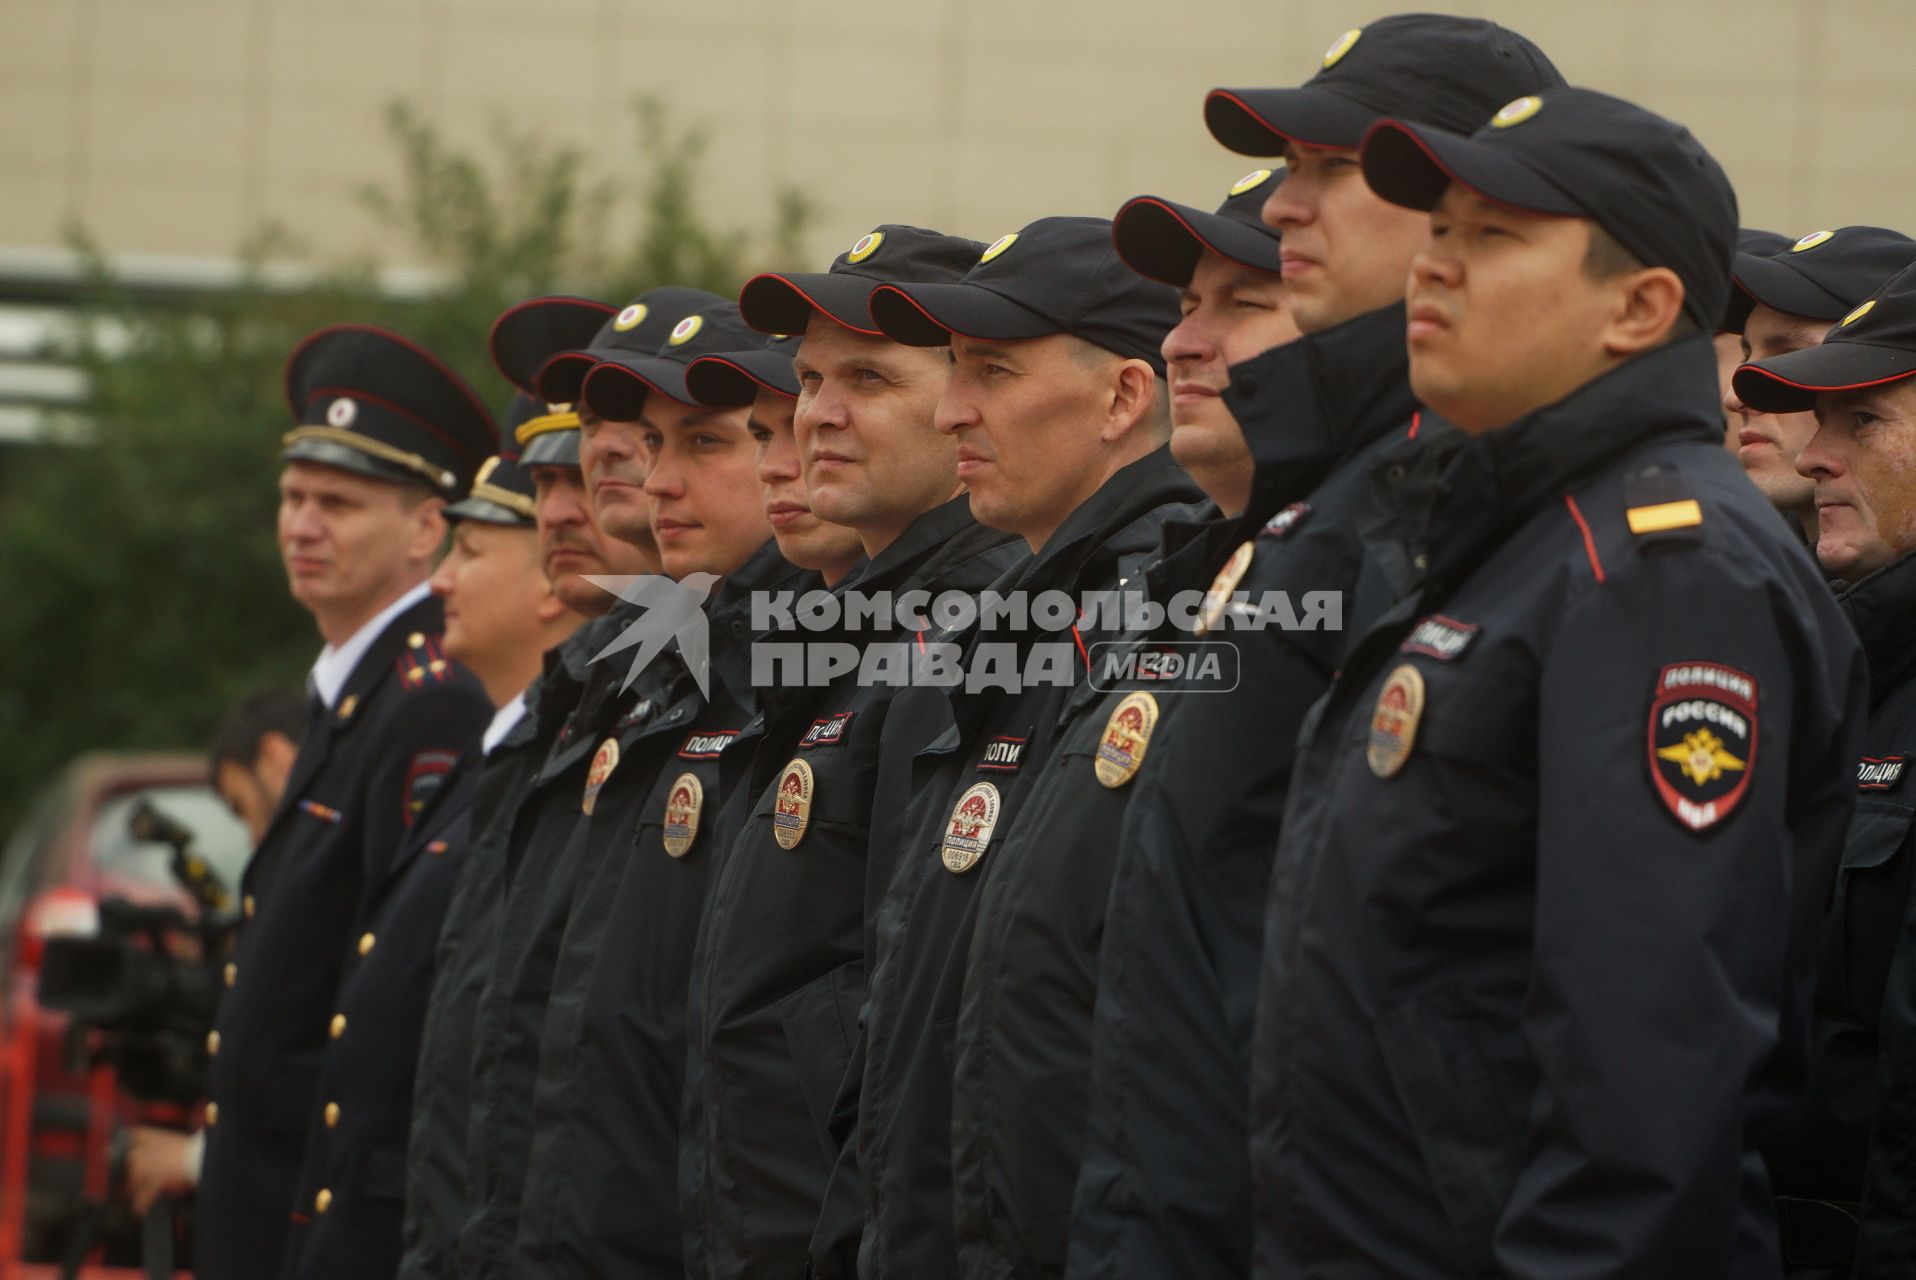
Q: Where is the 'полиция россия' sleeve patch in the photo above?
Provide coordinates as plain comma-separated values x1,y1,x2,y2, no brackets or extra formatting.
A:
1648,662,1757,832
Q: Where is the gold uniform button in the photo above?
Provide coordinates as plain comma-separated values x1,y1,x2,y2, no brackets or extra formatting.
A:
329,1013,347,1039
315,1188,333,1214
243,894,256,919
204,1102,218,1126
357,932,376,957
223,963,237,987
324,1102,340,1128
206,1031,220,1056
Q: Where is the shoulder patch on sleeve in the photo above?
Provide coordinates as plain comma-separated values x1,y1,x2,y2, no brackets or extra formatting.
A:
1623,463,1704,551
403,749,460,825
1648,662,1756,832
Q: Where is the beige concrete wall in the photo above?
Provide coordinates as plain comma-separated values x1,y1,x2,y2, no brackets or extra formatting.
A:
2,0,1910,279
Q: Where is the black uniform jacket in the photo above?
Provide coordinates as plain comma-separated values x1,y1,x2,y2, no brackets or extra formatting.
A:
1252,338,1866,1278
682,497,1024,1279
511,543,810,1279
842,449,1199,1280
195,594,491,1280
398,661,567,1280
282,702,540,1280
1068,303,1417,1280
453,610,636,1277
1813,549,1916,1277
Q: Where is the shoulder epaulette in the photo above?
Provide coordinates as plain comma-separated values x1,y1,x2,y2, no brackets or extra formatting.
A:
1622,463,1704,552
396,631,455,689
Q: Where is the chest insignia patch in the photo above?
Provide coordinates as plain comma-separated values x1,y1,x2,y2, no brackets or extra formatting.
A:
1262,502,1311,539
1196,541,1255,636
679,730,738,760
1648,663,1757,832
773,758,815,850
942,781,1002,874
1095,691,1159,789
1858,755,1906,793
800,710,855,749
662,773,703,857
977,735,1027,773
1400,615,1479,662
582,737,620,816
1367,665,1426,779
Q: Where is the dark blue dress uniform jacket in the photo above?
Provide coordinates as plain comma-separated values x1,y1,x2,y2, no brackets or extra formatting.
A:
510,543,811,1279
194,594,491,1280
281,702,540,1280
844,448,1200,1280
1252,338,1866,1278
1068,303,1416,1280
681,498,1024,1279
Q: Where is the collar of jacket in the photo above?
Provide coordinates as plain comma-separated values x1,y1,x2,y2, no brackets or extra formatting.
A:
848,493,979,592
1141,499,1239,600
709,538,818,707
1837,548,1916,704
333,593,447,723
1223,301,1420,523
1366,336,1723,600
1008,446,1204,598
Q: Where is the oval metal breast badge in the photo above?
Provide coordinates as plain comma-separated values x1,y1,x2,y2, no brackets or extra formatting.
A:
1095,691,1159,789
582,737,621,815
1196,541,1255,636
1367,665,1425,779
772,758,814,850
662,772,703,858
941,781,1001,874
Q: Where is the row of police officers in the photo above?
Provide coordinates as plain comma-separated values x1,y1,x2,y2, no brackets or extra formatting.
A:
185,13,1916,1279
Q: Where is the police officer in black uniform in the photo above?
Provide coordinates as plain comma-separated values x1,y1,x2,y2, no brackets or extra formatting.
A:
1063,19,1563,1279
284,444,579,1280
1735,272,1916,1276
506,301,815,1279
399,295,613,1280
1724,227,1916,544
453,286,726,1279
681,226,1027,1278
1246,87,1867,1277
195,325,497,1280
831,216,1197,1279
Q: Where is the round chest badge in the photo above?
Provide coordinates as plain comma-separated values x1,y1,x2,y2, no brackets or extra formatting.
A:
1322,27,1361,67
1229,168,1274,197
1491,95,1543,129
662,772,703,858
583,737,621,815
772,758,814,850
326,397,357,427
613,302,648,332
1367,665,1425,779
941,781,1001,874
1791,230,1834,253
981,233,1018,263
669,314,704,345
1196,541,1255,636
1095,691,1159,789
847,230,885,263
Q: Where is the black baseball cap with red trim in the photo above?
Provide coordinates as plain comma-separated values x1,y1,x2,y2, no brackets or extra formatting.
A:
489,296,616,469
579,302,762,420
1721,230,1790,331
684,335,801,407
739,225,985,336
1359,87,1737,330
869,216,1180,373
1205,14,1563,156
282,324,497,498
1722,226,1916,335
1734,263,1916,413
1112,167,1284,287
531,286,723,407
